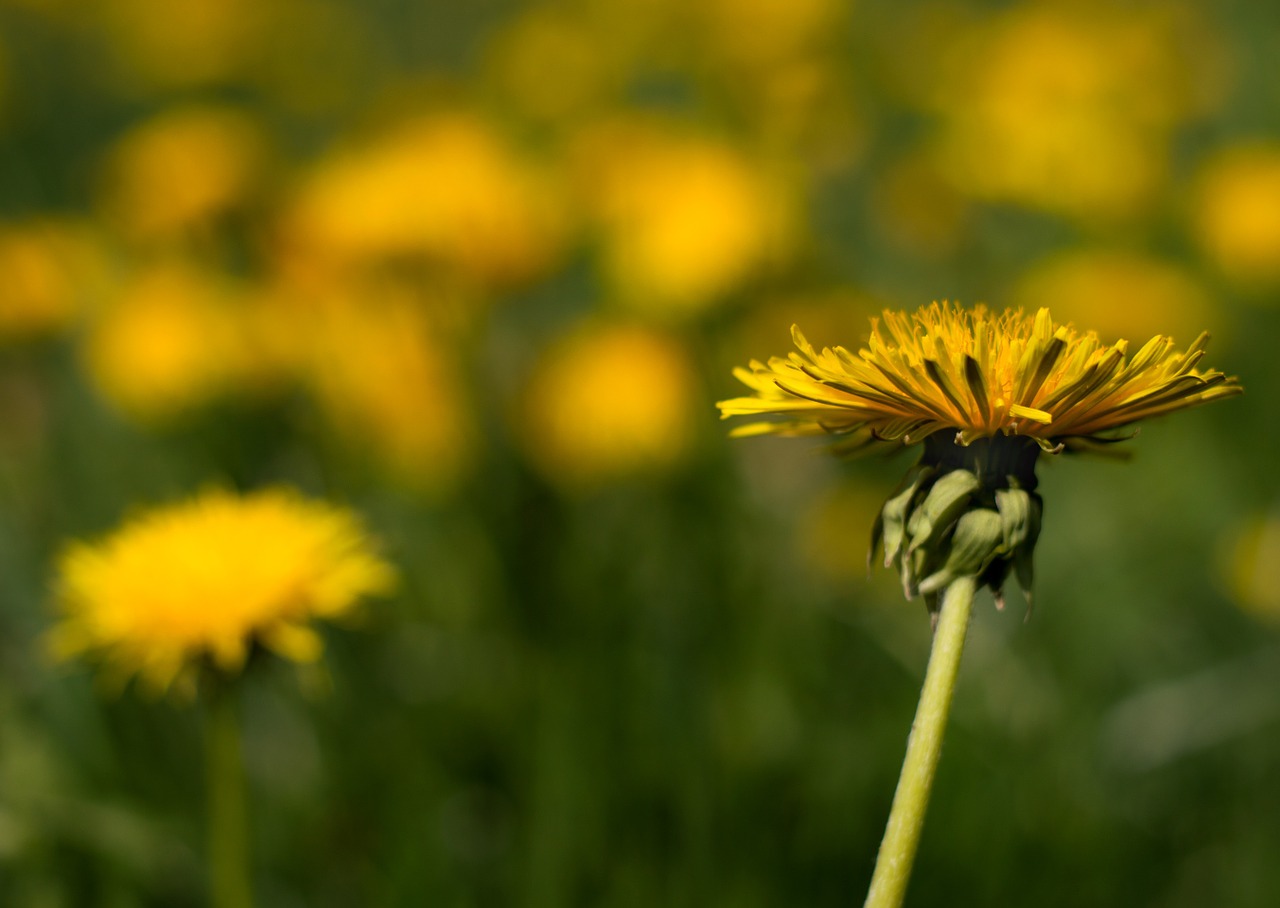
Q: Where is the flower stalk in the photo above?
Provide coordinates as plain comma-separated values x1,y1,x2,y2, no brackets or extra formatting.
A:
716,302,1242,904
864,576,976,908
207,682,253,908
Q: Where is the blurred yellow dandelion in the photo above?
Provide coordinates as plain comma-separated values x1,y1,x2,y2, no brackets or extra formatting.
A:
578,124,790,318
1223,513,1280,621
97,0,267,89
82,261,253,421
699,0,837,69
1191,143,1280,287
483,8,621,123
297,291,474,495
51,488,396,694
98,105,265,242
0,219,109,342
718,302,1240,453
522,322,696,487
282,113,565,285
930,3,1220,221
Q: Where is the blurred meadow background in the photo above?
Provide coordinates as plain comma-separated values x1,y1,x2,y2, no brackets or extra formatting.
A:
1,0,1279,905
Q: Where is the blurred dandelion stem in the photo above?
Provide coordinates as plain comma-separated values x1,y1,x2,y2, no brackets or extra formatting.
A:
207,683,253,908
864,576,976,908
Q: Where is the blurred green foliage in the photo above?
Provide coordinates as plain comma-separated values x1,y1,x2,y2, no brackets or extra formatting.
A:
0,0,1278,905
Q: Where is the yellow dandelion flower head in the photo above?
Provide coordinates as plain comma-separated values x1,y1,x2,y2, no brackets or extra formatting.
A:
0,219,110,343
51,488,397,694
98,104,266,242
282,113,566,285
297,292,474,495
1192,143,1280,286
575,121,791,318
483,8,622,123
98,0,268,90
521,321,697,488
82,261,253,422
930,3,1220,221
718,302,1241,453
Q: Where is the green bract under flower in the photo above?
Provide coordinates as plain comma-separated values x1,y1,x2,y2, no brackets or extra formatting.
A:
873,433,1042,620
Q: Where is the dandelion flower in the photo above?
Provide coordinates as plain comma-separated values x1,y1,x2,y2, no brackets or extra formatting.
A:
577,123,791,318
1191,143,1280,287
98,105,265,242
521,321,696,488
719,302,1240,607
719,301,1241,907
282,113,565,286
296,292,474,495
720,302,1238,453
928,3,1220,221
81,261,256,422
0,219,108,343
51,488,396,694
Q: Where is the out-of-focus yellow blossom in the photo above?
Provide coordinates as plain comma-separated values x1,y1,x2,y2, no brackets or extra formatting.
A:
483,8,623,124
1191,144,1280,287
1013,251,1219,343
0,220,109,342
929,2,1222,221
94,0,370,108
294,292,473,495
82,261,255,421
281,113,566,286
50,487,396,694
98,105,266,243
1222,513,1280,622
576,122,792,319
694,0,861,170
96,0,268,89
697,0,837,70
521,321,696,488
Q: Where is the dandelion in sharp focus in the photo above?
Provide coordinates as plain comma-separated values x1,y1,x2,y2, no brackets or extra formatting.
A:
716,302,1241,908
719,302,1241,614
720,301,1238,452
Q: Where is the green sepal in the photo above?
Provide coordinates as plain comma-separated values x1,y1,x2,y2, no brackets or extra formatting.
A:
905,469,980,555
901,545,930,600
994,487,1032,553
918,508,1004,595
877,464,935,568
1013,493,1043,601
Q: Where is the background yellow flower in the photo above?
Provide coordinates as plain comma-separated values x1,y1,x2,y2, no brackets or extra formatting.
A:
0,219,109,343
519,320,697,488
51,488,395,694
96,105,267,244
1191,143,1280,288
81,260,257,421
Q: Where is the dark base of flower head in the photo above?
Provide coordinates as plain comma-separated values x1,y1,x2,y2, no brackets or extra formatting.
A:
872,432,1044,624
921,432,1041,492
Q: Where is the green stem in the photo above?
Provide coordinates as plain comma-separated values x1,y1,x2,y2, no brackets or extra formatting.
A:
207,683,254,908
864,576,977,908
